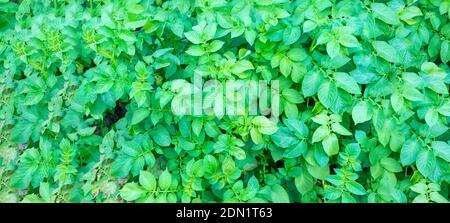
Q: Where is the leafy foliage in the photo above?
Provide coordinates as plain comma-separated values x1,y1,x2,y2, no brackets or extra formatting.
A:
0,0,449,203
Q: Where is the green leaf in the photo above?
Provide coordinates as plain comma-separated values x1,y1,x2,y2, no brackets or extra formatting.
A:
430,192,449,203
391,92,404,113
207,40,224,53
312,125,330,143
440,40,450,64
229,146,246,160
416,150,436,178
316,31,332,45
438,101,450,116
139,171,156,191
345,181,367,195
371,3,400,25
250,129,264,145
303,20,317,33
295,171,314,194
184,31,202,44
96,79,114,94
203,23,217,41
312,113,329,125
331,123,352,136
283,26,301,45
159,169,172,190
410,182,427,194
302,71,323,97
402,86,424,101
372,41,400,63
425,109,439,127
333,72,360,95
110,154,133,178
338,34,359,48
10,121,33,144
412,194,429,203
131,108,150,125
279,57,292,77
399,6,423,22
380,157,402,173
11,149,40,189
326,175,344,186
341,192,356,203
204,121,220,138
24,90,45,106
252,116,278,135
432,141,450,162
287,48,307,61
326,40,340,58
222,156,236,176
352,101,372,124
179,137,195,151
400,140,422,166
271,127,298,148
151,127,171,147
270,184,290,203
282,88,303,104
185,45,205,56
318,80,338,109
322,133,339,156
284,141,307,158
284,102,298,119
307,164,330,180
231,60,254,74
120,183,147,201
323,187,342,200
284,119,309,137
245,176,259,199
244,29,257,45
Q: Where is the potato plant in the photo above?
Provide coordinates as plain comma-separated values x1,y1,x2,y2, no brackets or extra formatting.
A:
0,0,449,203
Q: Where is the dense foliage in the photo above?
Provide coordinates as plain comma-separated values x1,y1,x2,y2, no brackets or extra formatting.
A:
1,0,450,203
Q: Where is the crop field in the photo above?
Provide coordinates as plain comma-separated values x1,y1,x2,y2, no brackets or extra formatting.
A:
0,0,449,203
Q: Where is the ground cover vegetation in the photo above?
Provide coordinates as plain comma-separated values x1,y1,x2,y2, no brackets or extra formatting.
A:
0,0,449,203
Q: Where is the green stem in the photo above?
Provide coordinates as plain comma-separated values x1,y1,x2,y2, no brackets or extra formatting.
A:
54,0,57,9
90,0,93,15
